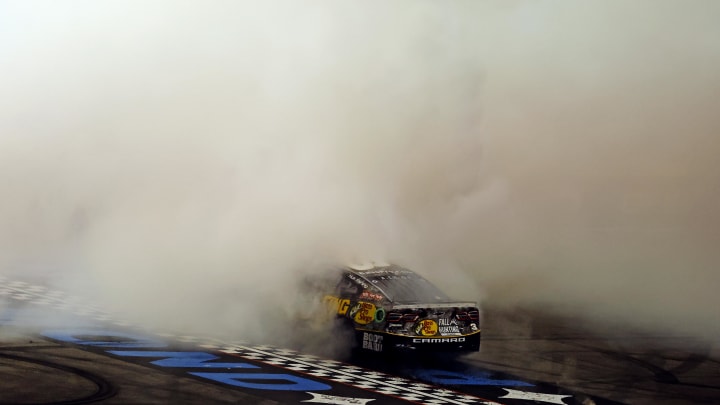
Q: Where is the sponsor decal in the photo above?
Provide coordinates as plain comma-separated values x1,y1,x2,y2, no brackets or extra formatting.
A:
350,302,376,325
437,318,461,336
362,332,383,352
359,290,383,302
414,319,438,336
324,296,351,316
339,300,351,316
412,337,466,344
347,274,369,289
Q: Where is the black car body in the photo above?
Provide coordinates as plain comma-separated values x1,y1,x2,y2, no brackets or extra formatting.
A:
322,263,481,353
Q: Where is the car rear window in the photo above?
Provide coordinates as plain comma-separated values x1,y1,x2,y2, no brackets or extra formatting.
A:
360,268,450,303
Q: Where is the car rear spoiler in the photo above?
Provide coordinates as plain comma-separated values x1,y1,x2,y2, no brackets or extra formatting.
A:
392,302,477,309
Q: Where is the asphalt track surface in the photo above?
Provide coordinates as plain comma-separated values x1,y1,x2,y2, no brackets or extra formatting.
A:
1,276,719,404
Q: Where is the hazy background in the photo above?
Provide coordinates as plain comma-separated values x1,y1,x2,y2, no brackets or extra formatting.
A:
1,1,719,344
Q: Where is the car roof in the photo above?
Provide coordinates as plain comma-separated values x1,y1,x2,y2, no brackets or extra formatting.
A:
341,263,451,304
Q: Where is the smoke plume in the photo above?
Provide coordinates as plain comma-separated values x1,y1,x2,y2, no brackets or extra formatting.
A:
1,1,719,344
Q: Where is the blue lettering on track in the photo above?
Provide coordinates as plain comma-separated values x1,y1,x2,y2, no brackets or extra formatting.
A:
414,369,534,387
108,351,260,369
190,372,332,391
42,328,331,392
42,329,167,348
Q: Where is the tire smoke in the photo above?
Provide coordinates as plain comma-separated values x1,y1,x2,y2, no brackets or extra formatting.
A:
1,1,718,344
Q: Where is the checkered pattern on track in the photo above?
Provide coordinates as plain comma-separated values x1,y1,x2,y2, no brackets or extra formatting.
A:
0,276,128,325
218,345,499,405
2,275,499,405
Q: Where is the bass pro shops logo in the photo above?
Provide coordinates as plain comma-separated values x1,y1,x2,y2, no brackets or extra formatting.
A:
414,319,438,336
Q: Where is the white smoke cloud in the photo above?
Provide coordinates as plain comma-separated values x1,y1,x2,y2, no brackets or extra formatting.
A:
1,1,718,344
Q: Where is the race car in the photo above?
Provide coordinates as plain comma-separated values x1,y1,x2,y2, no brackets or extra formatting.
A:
319,263,481,353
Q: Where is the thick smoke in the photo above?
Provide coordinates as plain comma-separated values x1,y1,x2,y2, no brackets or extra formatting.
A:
1,1,719,344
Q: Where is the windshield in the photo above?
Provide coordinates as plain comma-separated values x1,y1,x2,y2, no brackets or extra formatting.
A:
359,267,450,303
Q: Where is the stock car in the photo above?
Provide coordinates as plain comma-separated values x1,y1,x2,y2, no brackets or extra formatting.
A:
320,263,481,353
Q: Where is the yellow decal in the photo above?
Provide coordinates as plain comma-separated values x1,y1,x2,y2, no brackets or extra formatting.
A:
323,295,339,308
351,302,376,325
323,296,351,316
338,299,350,315
415,319,438,336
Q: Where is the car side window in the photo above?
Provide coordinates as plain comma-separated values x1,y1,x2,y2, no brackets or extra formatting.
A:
336,275,360,297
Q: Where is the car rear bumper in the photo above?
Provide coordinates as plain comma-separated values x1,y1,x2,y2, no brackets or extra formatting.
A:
357,330,481,353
